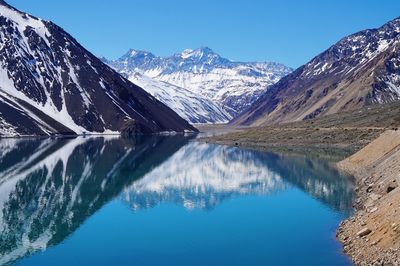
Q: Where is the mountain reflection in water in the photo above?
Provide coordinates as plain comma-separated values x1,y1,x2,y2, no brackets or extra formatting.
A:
122,142,354,212
0,136,353,265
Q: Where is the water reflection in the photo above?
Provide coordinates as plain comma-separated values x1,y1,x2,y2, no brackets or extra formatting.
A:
122,142,354,212
0,136,190,265
0,137,353,265
122,142,287,211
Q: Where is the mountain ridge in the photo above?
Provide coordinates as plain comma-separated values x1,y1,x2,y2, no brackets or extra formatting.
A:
0,1,196,136
105,47,292,118
232,17,400,126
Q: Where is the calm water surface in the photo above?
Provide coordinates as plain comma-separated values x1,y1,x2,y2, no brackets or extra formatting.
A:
0,136,354,266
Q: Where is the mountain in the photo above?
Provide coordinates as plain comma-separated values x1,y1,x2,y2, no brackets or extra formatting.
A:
233,17,400,126
0,1,195,137
126,72,231,124
105,47,292,118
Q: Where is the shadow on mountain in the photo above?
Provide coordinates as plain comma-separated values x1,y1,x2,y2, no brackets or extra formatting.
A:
0,135,190,265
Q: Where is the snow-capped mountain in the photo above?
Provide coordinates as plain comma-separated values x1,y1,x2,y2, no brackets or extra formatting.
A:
233,17,400,126
0,1,195,136
105,47,292,118
127,72,231,123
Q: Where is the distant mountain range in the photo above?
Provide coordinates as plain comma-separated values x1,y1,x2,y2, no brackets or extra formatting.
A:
233,17,400,126
104,47,292,123
0,1,195,137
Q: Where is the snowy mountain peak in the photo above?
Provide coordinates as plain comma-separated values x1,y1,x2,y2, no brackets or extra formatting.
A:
0,0,41,26
127,49,155,58
176,47,229,67
180,46,218,59
0,0,18,10
119,49,156,62
106,48,292,117
181,48,194,57
386,16,400,32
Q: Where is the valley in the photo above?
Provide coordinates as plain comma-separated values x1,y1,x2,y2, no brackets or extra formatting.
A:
203,101,400,152
104,47,292,123
0,0,399,265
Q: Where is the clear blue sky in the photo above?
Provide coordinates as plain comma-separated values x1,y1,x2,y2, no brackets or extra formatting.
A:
7,0,400,68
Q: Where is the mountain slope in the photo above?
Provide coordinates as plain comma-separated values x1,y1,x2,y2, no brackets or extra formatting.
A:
106,47,292,117
233,17,400,126
125,72,231,124
0,1,195,136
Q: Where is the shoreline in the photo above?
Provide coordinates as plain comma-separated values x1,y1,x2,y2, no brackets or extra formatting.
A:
200,126,385,156
2,120,398,264
336,130,400,265
0,131,199,139
201,126,400,265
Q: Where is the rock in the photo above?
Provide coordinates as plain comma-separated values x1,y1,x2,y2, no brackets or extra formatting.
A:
387,184,397,194
370,193,380,201
120,119,153,137
369,207,378,213
357,228,372,237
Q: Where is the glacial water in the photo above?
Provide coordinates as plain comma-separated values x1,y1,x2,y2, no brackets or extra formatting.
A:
0,136,354,266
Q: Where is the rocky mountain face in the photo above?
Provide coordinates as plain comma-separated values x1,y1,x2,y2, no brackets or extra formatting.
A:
105,47,292,119
125,72,231,124
0,1,195,137
233,17,400,126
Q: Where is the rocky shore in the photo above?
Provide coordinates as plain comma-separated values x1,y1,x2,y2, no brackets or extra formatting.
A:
200,104,400,265
204,128,400,265
337,130,400,265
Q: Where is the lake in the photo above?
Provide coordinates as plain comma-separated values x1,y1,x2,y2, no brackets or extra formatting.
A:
0,136,354,266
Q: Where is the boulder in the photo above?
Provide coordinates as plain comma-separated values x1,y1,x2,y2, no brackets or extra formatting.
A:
357,228,372,238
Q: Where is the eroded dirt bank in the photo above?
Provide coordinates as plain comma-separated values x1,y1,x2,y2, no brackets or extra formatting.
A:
337,130,400,265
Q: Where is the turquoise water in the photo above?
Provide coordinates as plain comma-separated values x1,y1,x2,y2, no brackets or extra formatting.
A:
0,136,354,266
